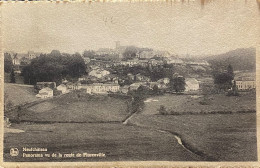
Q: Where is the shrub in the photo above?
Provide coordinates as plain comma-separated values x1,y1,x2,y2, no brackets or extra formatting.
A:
158,105,168,115
199,97,211,105
226,89,240,97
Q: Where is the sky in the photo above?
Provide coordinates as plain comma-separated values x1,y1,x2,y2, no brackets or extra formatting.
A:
1,0,259,56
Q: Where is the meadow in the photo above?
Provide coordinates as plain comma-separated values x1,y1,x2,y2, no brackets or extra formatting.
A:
4,89,257,161
128,112,256,161
142,93,256,115
4,83,37,107
4,123,203,162
19,92,130,123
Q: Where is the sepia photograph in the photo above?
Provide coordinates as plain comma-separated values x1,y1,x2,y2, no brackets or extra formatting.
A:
1,0,259,164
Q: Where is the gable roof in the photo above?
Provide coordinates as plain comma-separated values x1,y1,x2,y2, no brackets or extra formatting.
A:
39,92,49,95
185,78,199,84
41,87,53,91
58,84,66,87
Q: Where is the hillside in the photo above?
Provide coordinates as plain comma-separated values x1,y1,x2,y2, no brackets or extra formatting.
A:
4,83,37,107
205,48,256,71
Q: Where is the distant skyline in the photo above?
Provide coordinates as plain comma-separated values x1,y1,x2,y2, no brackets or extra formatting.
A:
2,0,259,56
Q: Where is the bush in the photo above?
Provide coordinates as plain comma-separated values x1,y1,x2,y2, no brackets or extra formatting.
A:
53,90,62,96
158,105,168,115
226,89,240,97
199,97,211,105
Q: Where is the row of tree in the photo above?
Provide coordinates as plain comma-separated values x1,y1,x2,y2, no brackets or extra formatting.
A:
22,50,86,85
4,53,13,73
4,53,16,83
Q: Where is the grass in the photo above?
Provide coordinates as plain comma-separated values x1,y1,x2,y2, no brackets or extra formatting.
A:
142,93,255,115
4,83,37,107
19,92,130,123
127,92,257,161
4,123,203,162
128,112,257,161
4,90,257,161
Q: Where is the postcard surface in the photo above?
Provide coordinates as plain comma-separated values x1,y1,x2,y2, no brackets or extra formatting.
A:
0,0,259,167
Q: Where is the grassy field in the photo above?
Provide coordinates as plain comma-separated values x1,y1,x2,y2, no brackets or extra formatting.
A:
4,83,37,107
4,123,203,162
135,93,257,161
19,92,130,122
142,93,256,115
128,112,257,161
4,90,257,161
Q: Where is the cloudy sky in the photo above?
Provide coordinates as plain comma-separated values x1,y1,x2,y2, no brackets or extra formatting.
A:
1,0,259,56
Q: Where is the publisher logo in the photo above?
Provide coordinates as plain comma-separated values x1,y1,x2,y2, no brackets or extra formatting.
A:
10,148,19,156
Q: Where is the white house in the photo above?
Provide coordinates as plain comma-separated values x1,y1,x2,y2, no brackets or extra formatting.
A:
235,77,256,90
148,59,164,66
83,57,91,64
186,60,209,66
157,78,170,85
185,78,200,91
89,69,110,79
164,57,184,64
12,54,21,65
157,78,170,89
120,58,139,67
66,82,82,90
36,87,53,98
57,84,68,94
129,82,147,90
62,79,68,84
135,74,151,82
28,51,36,59
138,60,149,67
85,83,120,94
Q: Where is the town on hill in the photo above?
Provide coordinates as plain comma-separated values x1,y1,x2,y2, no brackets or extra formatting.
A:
4,42,256,99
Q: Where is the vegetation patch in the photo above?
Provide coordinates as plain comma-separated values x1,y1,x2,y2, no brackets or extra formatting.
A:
18,92,130,123
141,93,256,115
129,113,257,161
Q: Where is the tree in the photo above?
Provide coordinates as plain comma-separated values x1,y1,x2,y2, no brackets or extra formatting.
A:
227,80,239,96
131,92,145,113
21,51,86,85
10,68,16,83
83,50,95,59
50,50,62,57
137,85,151,95
214,72,232,91
213,64,234,91
169,76,185,93
4,53,13,73
227,64,234,80
66,53,86,78
123,46,138,60
152,84,159,94
158,105,167,115
21,65,33,84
